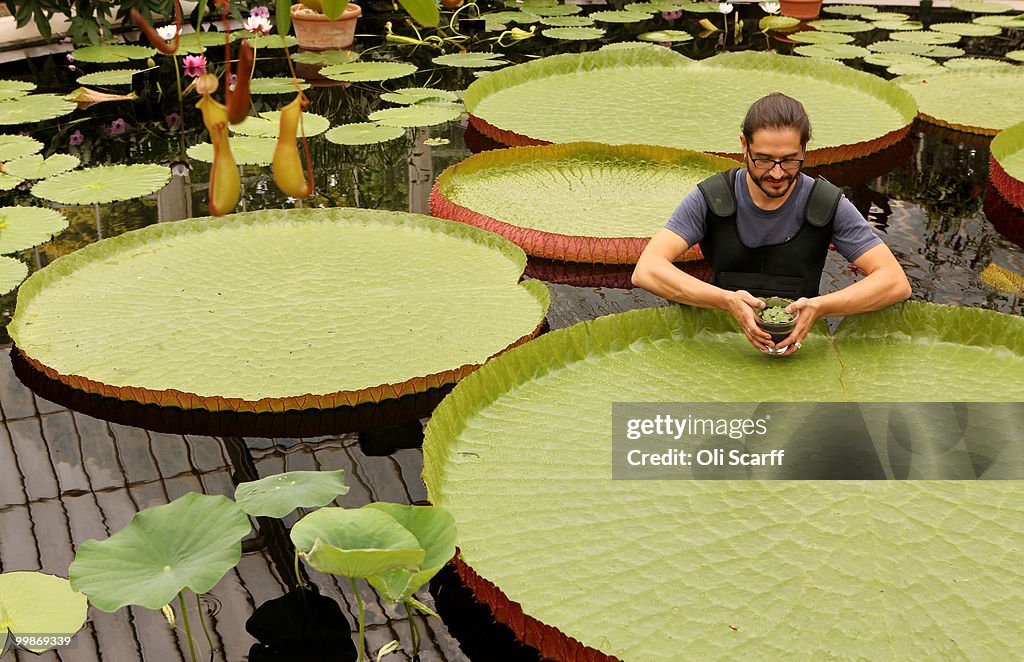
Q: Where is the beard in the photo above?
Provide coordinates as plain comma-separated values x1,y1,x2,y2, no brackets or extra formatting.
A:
746,159,800,199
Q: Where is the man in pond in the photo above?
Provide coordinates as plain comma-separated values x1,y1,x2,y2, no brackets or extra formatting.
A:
632,92,911,356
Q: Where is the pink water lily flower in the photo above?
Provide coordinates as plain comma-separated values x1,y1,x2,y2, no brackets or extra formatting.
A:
244,15,272,35
109,117,126,136
661,10,682,20
183,54,207,78
69,130,84,146
250,6,270,18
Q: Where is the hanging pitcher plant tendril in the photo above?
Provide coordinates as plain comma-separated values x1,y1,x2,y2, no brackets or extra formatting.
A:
129,0,182,55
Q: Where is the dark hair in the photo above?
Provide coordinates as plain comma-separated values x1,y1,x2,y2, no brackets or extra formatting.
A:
741,93,812,148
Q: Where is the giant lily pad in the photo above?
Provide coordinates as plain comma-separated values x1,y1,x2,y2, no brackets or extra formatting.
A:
291,507,425,578
0,207,69,254
31,164,170,204
973,14,1024,28
380,87,460,105
943,57,1018,72
532,4,583,16
69,492,251,611
805,18,874,32
186,136,277,165
637,29,694,42
432,142,735,263
0,134,42,160
794,43,870,59
176,30,228,54
590,10,652,22
235,469,349,518
896,71,1024,134
422,302,1024,661
0,572,87,653
953,0,1013,12
4,153,79,180
0,94,76,125
363,503,456,602
319,62,418,83
9,208,548,411
542,15,596,27
874,20,923,30
990,120,1024,212
323,122,406,145
823,4,874,16
931,21,1002,36
71,44,157,63
291,49,359,66
0,256,27,295
464,49,916,165
231,111,330,138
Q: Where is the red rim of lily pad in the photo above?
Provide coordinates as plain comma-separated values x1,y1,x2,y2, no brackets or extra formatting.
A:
990,156,1024,214
983,184,1024,250
917,110,1001,137
467,115,913,168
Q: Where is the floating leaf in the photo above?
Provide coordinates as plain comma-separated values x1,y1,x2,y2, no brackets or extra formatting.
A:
31,164,170,205
864,52,936,68
368,103,463,127
187,136,277,165
363,503,456,602
380,87,459,104
291,49,359,66
637,29,694,42
590,10,652,22
973,14,1024,28
624,2,660,13
232,32,298,49
69,492,251,611
897,71,1024,133
0,256,27,294
680,1,725,13
952,0,1013,13
4,154,79,180
873,20,923,31
0,572,87,654
1007,50,1024,62
232,111,330,138
862,11,909,21
931,21,1002,36
0,173,23,190
787,30,855,44
483,10,540,24
320,62,418,82
542,26,607,40
532,4,583,16
0,207,69,254
805,18,874,32
8,208,549,411
888,61,945,76
77,69,144,86
922,45,968,58
0,79,35,101
235,469,350,518
432,52,508,68
324,122,407,145
823,3,875,15
891,30,962,44
291,508,425,578
71,44,157,63
175,31,228,54
248,78,310,95
868,40,964,57
795,43,870,60
541,15,595,26
943,57,1018,71
0,94,76,125
758,16,800,30
0,134,43,161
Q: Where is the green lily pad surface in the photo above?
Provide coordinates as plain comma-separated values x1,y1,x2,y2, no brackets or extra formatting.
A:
896,71,1024,133
232,33,298,49
953,0,1013,12
291,507,426,578
931,21,1002,36
0,173,22,190
532,4,583,15
786,30,855,44
590,10,651,22
0,256,27,295
0,572,87,653
380,87,460,105
542,26,606,40
0,94,77,125
483,10,540,25
874,20,923,30
464,49,916,164
69,492,250,611
973,14,1024,28
31,164,170,204
324,122,407,145
0,207,69,254
541,15,595,27
805,18,874,32
0,134,43,161
186,136,277,166
232,111,330,138
235,469,349,518
248,78,310,95
320,62,418,83
759,16,800,31
891,30,962,44
433,142,737,262
943,57,1018,72
369,103,463,127
990,120,1024,209
176,31,228,53
71,45,157,63
637,29,693,42
0,80,35,101
1007,50,1024,62
4,154,79,180
77,69,143,87
291,49,359,66
868,40,964,57
9,208,548,410
794,43,870,59
432,52,508,68
423,303,1024,661
824,4,874,15
363,503,457,602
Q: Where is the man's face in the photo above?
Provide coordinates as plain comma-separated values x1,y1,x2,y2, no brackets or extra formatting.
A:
740,127,805,199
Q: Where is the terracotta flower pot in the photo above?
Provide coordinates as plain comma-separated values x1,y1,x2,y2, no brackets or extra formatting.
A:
779,0,822,20
290,3,362,51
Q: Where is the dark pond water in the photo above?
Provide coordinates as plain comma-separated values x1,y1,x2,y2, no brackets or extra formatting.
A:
1,2,1023,660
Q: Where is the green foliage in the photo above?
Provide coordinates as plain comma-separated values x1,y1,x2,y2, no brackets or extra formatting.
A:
6,0,174,45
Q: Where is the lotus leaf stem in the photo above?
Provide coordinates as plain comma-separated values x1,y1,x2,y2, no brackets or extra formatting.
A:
293,550,306,589
194,591,214,658
178,591,198,662
351,577,366,662
403,600,421,655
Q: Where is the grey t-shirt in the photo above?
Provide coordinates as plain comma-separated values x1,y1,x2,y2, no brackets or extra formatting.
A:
666,170,881,263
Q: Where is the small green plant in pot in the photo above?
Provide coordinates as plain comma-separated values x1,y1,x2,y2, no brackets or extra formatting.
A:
755,296,799,345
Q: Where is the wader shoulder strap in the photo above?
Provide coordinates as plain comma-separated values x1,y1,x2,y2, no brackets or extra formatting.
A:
805,176,842,228
697,167,740,218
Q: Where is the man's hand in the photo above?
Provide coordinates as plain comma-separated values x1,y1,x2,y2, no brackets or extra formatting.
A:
726,290,774,352
775,297,821,356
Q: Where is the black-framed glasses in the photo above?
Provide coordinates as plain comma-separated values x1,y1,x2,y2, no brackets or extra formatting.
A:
746,150,805,172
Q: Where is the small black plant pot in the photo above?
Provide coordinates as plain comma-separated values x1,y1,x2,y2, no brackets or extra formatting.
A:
755,296,799,345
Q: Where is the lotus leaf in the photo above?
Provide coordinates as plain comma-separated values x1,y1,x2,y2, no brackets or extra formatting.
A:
943,57,1018,72
0,79,34,101
1007,50,1024,61
77,69,143,86
531,4,583,15
891,30,962,44
71,45,157,63
0,207,69,254
758,16,800,30
0,256,27,295
69,493,250,611
369,103,463,127
290,508,425,578
231,111,330,138
590,10,651,22
786,30,854,44
291,49,359,66
0,134,43,161
953,0,1013,13
540,15,595,27
187,136,277,165
823,4,874,16
380,87,459,104
9,208,549,410
637,29,694,42
363,503,456,602
873,20,923,31
0,572,87,653
931,21,1002,36
422,302,1024,661
794,44,870,60
248,78,310,95
235,469,350,518
232,33,298,49
542,26,606,39
31,164,170,204
432,52,508,68
320,62,417,82
4,153,79,180
464,50,915,164
897,71,1024,134
805,18,874,32
324,122,406,145
0,94,76,125
973,14,1024,28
